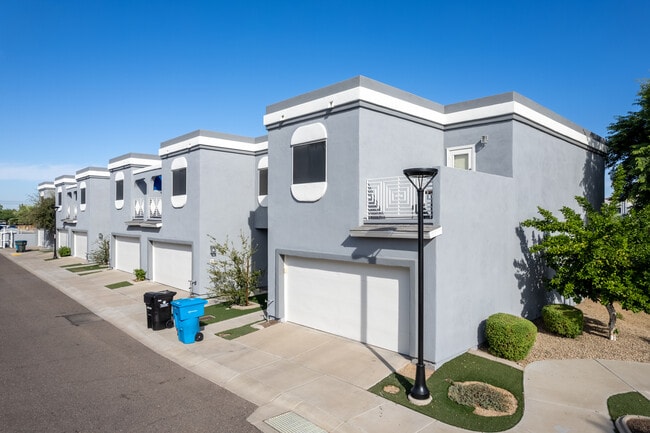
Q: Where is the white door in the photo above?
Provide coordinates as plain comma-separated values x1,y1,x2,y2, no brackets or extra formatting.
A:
57,230,68,249
152,242,192,291
284,256,411,354
114,236,140,274
73,232,87,260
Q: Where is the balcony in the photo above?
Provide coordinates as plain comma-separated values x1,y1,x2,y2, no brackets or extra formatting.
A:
366,176,432,220
350,176,441,240
125,197,162,229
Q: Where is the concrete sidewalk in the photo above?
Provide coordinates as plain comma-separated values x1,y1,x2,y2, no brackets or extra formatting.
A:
4,248,649,433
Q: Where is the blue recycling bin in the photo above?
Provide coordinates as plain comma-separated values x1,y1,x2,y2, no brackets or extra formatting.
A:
171,298,208,344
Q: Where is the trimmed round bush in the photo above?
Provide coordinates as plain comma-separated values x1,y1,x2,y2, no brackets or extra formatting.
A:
542,304,583,338
58,246,71,257
485,313,537,361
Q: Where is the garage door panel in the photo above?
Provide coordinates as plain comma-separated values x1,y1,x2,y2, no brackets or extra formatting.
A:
285,256,410,354
73,232,87,260
152,242,192,291
115,236,140,274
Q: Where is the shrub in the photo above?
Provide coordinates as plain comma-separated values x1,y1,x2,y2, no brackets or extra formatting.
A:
88,237,110,265
485,313,537,361
58,246,71,257
134,268,146,281
542,304,583,338
448,381,517,414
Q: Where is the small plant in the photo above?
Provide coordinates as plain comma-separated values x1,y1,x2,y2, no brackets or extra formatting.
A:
448,381,517,415
134,268,146,281
542,304,584,338
207,233,262,306
485,313,537,361
58,246,71,257
88,236,110,265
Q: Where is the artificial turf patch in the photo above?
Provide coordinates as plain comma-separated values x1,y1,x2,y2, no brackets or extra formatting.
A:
105,281,134,290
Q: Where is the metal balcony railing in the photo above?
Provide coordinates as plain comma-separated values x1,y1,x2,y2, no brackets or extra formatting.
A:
134,198,145,219
366,176,433,220
149,197,162,219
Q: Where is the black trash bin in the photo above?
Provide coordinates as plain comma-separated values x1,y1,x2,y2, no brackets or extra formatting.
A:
143,290,177,330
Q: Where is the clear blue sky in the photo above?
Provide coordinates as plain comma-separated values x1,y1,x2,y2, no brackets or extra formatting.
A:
1,0,648,208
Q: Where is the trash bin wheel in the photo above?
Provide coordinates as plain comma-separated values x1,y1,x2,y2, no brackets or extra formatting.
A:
195,332,204,342
165,319,174,329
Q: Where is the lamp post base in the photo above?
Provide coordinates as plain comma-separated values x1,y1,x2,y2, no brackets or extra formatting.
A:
408,393,432,406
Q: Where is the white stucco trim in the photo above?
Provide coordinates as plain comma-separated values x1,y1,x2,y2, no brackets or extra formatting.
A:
108,157,159,171
75,169,110,181
160,136,268,157
291,182,327,202
133,161,162,175
265,87,596,147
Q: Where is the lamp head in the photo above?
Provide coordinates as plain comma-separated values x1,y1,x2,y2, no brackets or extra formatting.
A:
403,167,438,190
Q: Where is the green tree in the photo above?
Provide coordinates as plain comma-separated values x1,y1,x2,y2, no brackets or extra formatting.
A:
607,80,650,207
27,195,55,232
522,197,650,340
13,203,33,225
207,233,262,306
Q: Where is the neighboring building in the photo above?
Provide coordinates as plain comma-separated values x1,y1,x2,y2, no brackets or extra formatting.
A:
263,76,606,366
107,132,267,294
37,182,55,248
73,167,111,260
53,175,77,252
37,76,606,367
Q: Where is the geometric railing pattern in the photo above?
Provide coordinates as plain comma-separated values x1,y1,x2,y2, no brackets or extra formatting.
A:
366,176,433,220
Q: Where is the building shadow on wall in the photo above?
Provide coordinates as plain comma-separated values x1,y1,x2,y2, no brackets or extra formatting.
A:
581,134,606,206
513,226,557,319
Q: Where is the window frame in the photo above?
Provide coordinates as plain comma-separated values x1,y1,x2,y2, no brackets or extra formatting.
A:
170,157,187,208
115,172,125,209
446,145,476,171
290,123,328,202
79,182,87,211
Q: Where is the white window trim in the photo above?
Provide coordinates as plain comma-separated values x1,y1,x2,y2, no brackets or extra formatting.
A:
171,157,187,208
290,123,327,202
79,181,87,211
115,172,124,209
257,156,268,207
446,144,476,171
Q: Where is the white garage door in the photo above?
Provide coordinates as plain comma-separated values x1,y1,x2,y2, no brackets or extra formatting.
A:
284,256,411,354
57,230,68,249
73,232,87,260
114,236,140,274
152,242,192,291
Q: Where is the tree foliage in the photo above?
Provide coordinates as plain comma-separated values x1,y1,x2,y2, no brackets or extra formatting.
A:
207,233,262,306
607,80,650,207
522,197,650,339
27,195,55,231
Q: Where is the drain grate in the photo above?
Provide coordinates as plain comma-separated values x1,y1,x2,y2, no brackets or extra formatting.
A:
61,313,103,326
264,412,327,433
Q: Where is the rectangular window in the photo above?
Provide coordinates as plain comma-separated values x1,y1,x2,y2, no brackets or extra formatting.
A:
446,145,475,171
153,175,162,192
293,140,326,184
80,188,86,205
57,192,62,206
173,168,186,196
258,168,268,196
116,179,124,201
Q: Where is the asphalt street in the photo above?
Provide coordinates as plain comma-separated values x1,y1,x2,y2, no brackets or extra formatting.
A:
0,254,260,433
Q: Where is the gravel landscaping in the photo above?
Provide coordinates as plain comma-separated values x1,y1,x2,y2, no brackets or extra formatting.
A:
518,300,649,367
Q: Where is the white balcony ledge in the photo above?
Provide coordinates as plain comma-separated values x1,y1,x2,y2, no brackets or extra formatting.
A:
349,223,442,239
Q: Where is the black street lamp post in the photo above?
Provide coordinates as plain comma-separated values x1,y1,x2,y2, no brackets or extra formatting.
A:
403,167,438,405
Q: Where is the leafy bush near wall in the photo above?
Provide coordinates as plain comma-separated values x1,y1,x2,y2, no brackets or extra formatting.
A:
58,246,71,257
542,304,584,338
134,268,146,281
485,313,537,361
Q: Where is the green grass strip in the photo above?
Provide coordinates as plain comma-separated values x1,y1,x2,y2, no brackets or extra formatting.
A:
66,264,108,273
369,353,524,432
608,392,650,420
60,263,85,268
105,281,133,290
200,293,267,325
215,322,261,340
